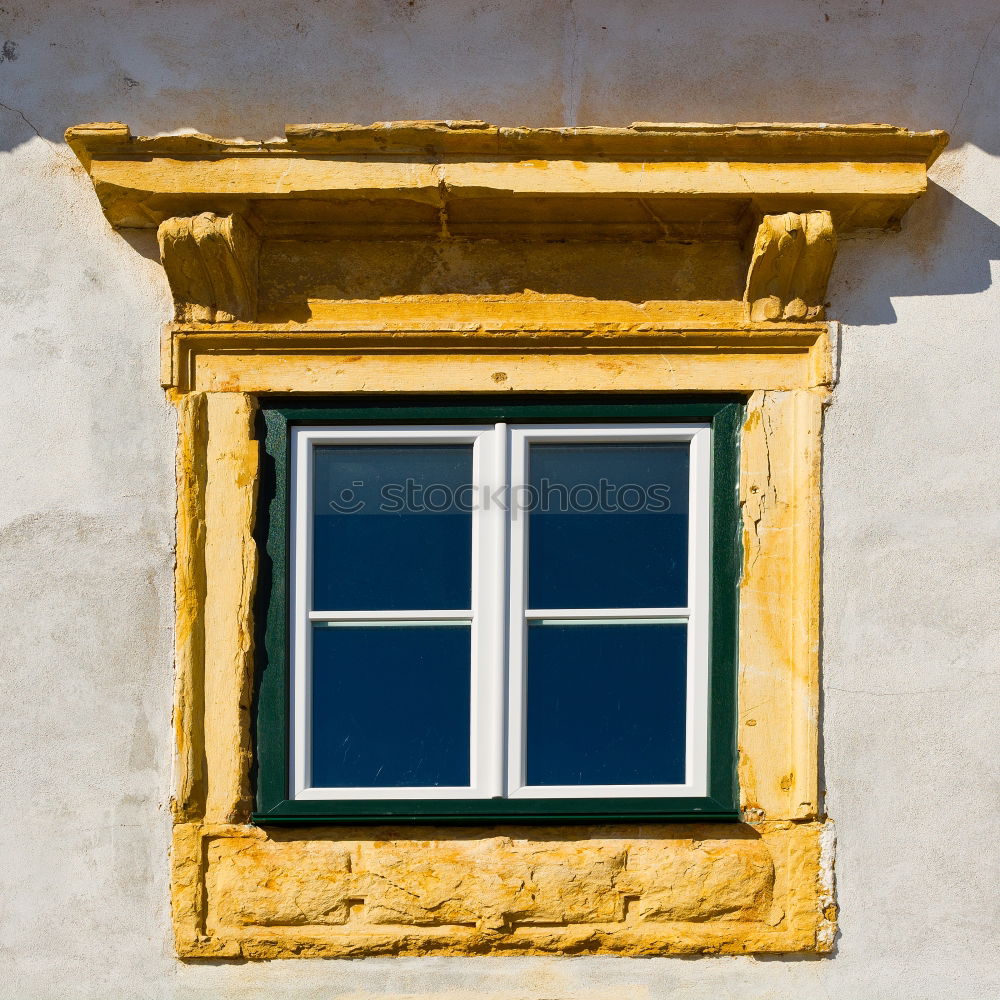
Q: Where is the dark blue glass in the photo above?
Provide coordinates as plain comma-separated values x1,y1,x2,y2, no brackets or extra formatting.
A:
525,622,687,786
312,445,472,611
311,624,471,787
527,442,689,609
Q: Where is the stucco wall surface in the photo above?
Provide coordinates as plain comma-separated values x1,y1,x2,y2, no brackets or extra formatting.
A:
0,2,997,998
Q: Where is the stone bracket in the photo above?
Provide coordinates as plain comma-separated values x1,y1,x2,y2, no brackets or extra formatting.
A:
158,213,260,323
744,211,837,322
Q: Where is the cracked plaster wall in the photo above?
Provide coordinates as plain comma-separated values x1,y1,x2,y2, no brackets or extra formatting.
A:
0,2,997,998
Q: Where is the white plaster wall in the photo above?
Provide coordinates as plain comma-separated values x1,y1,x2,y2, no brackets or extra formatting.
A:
0,2,997,998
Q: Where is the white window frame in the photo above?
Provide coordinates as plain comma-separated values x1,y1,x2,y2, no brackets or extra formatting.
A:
290,421,712,802
291,425,505,801
506,424,711,799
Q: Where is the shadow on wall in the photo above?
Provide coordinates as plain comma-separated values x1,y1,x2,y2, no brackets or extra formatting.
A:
831,181,1000,326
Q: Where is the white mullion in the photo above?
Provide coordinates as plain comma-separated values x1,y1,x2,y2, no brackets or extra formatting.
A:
506,428,530,795
480,422,508,798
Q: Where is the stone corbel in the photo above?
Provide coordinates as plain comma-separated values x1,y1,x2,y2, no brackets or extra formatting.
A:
744,211,837,322
157,212,260,323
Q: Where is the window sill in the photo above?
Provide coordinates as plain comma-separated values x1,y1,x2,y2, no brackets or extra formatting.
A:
172,819,834,958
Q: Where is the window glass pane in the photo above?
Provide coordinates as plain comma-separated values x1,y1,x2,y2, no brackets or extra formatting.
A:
312,444,473,611
526,442,689,609
311,623,471,787
525,621,686,786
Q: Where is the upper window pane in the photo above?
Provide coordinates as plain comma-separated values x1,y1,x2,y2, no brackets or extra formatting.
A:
526,442,690,609
312,444,473,611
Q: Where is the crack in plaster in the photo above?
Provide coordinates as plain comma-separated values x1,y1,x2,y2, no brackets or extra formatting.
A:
950,13,1000,135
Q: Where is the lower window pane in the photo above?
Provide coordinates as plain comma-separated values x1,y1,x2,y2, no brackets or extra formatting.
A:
525,621,687,786
311,623,471,788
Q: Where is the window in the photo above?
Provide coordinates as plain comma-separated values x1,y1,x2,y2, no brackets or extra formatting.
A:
74,117,938,954
255,397,740,823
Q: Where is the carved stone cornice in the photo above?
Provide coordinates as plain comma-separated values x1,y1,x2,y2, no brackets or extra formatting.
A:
67,120,945,236
66,120,946,330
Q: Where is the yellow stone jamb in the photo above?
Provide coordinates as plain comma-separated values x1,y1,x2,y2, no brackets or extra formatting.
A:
172,392,207,822
201,392,259,824
739,388,825,820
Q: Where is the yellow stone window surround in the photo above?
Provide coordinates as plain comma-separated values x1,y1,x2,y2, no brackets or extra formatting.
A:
69,120,945,958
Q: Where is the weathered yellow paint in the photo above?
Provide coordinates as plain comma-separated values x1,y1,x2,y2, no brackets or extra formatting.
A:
65,120,947,960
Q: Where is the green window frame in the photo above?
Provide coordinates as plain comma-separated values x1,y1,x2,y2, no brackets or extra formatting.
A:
253,395,742,824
